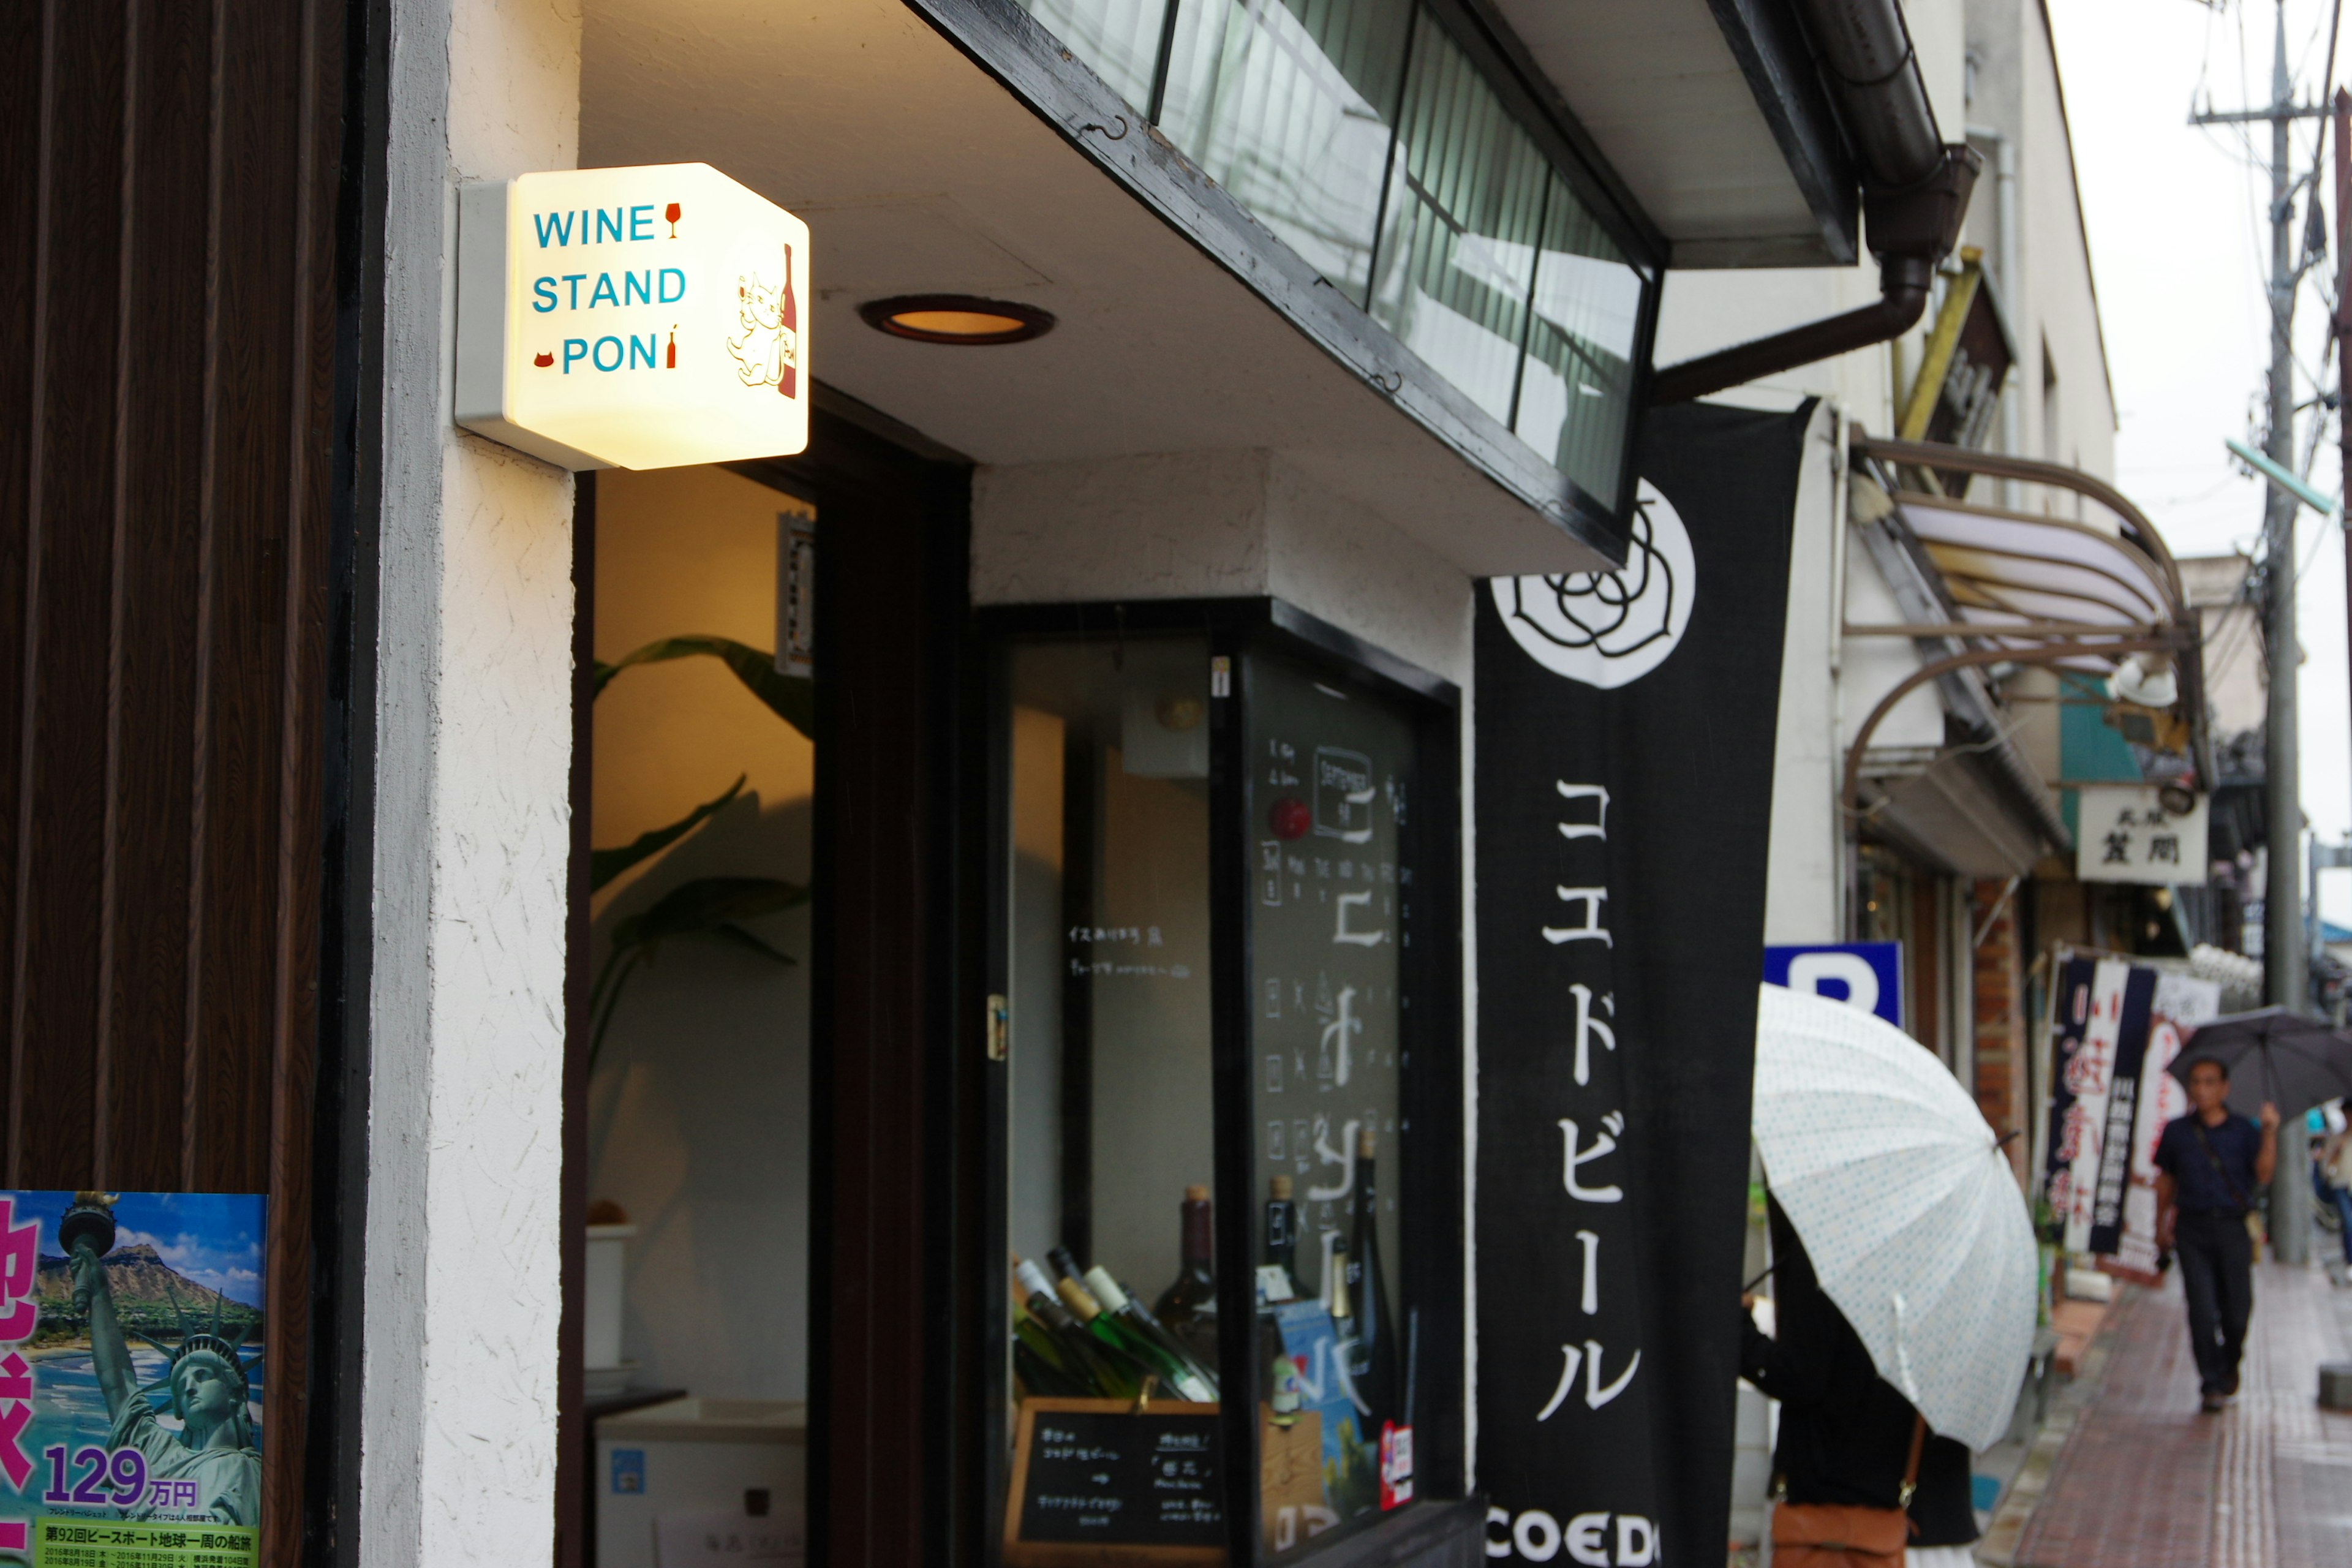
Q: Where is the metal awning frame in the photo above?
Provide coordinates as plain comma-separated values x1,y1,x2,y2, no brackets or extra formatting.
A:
1842,434,2213,842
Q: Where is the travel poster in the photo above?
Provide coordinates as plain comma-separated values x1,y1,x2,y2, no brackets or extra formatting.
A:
0,1191,267,1568
1272,1300,1378,1528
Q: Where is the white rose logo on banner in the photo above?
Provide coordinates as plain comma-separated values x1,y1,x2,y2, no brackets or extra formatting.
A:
1492,483,1695,688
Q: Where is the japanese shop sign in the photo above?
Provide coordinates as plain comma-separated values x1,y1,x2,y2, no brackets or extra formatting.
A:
456,162,809,470
2042,957,2218,1270
0,1191,267,1567
2074,785,2209,885
1475,404,1806,1561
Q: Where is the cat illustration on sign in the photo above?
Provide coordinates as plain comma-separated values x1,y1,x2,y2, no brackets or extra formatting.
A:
726,243,801,398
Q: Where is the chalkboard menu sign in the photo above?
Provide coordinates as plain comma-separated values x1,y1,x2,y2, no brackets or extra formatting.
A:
1004,1398,1226,1566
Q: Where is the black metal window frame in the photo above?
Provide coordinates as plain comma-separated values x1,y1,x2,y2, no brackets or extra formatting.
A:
907,0,1664,567
974,596,1472,1565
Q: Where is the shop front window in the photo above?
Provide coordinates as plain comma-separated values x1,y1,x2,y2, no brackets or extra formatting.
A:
1003,635,1220,1382
1242,654,1417,1553
989,605,1459,1567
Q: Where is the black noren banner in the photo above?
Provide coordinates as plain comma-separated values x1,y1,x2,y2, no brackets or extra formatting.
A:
1474,401,1809,1565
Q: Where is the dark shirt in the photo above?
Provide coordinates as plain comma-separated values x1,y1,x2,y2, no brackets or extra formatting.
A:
2154,1112,2263,1215
1737,1203,1977,1547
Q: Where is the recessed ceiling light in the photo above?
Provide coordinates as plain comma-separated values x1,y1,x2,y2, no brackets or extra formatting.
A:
859,294,1055,345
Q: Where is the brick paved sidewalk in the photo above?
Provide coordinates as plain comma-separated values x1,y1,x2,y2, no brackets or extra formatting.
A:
2004,1261,2352,1568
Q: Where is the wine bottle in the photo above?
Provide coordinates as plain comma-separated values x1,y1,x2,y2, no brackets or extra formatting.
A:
1264,1175,1302,1295
1014,1335,1090,1399
1082,1267,1219,1400
1047,1245,1204,1393
1016,1259,1142,1398
1013,1295,1080,1392
1344,1128,1400,1433
1153,1185,1220,1371
1047,1246,1101,1311
778,243,800,399
1069,1276,1215,1402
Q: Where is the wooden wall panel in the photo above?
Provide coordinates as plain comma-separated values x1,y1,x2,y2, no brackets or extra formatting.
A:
104,0,211,1193
0,2,345,1562
10,10,125,1185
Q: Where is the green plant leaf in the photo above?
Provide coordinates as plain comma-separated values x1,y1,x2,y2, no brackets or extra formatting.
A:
610,875,811,965
704,921,798,968
589,775,748,894
590,875,810,1071
594,635,815,737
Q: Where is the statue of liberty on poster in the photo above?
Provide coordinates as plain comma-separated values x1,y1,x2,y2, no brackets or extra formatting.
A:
0,1189,267,1568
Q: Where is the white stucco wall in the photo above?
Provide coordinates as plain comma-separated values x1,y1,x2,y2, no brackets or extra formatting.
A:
366,1,582,1565
970,448,1475,687
1762,404,1849,945
1958,0,2118,491
1839,543,1949,755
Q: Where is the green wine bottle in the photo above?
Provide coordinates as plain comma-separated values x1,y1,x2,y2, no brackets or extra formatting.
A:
1084,1266,1220,1400
1016,1259,1144,1397
1069,1267,1217,1401
1014,1333,1090,1398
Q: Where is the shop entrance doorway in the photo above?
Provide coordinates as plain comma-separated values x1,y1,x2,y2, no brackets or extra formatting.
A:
560,396,976,1568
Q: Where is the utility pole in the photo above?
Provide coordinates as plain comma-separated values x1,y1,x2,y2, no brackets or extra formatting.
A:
2260,6,2311,1265
2337,86,2352,1008
2198,2,2313,1262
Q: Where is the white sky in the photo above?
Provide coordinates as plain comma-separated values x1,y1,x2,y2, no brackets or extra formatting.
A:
2051,0,2352,924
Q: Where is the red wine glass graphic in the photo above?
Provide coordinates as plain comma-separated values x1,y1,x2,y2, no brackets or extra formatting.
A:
665,202,681,238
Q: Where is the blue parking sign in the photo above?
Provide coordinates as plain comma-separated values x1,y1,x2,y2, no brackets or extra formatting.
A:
1763,941,1904,1028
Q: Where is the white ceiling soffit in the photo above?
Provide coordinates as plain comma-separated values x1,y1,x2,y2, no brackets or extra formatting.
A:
1480,0,1858,268
579,0,1614,575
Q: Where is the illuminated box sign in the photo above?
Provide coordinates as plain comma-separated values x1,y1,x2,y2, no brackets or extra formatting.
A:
456,162,809,470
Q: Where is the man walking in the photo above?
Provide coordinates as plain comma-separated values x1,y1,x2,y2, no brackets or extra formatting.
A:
2154,1057,2278,1413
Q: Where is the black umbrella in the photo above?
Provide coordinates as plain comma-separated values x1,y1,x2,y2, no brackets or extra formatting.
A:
2167,1007,2352,1121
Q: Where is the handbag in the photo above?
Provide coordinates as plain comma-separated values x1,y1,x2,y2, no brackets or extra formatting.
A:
1769,1414,1924,1568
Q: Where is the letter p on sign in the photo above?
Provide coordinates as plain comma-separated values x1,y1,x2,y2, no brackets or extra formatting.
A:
1763,941,1903,1028
1785,952,1878,1016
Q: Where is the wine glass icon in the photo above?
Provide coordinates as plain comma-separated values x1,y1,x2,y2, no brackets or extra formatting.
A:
665,202,681,238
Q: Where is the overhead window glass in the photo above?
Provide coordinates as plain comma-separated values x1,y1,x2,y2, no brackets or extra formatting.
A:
1158,0,1414,306
1513,174,1645,507
1366,12,1548,427
1014,0,1175,113
1001,0,1654,524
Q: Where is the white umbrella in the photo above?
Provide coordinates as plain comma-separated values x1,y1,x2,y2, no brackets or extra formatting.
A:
1752,982,2038,1452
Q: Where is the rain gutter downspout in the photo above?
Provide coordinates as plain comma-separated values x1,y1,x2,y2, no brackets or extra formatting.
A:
1651,0,1984,405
